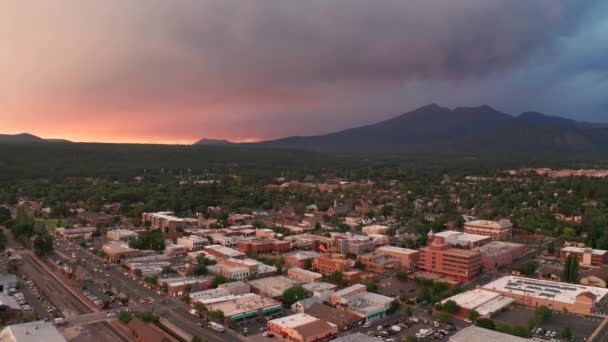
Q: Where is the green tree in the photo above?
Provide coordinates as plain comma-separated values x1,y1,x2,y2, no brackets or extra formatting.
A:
354,260,365,270
212,275,228,288
518,260,538,276
361,280,377,293
534,306,551,325
118,311,133,324
469,310,480,321
396,271,407,282
192,264,208,276
437,312,452,324
443,300,460,314
207,310,225,323
404,306,413,317
387,300,400,314
512,326,530,338
282,285,309,306
563,255,579,283
560,327,573,340
476,318,496,330
138,311,159,323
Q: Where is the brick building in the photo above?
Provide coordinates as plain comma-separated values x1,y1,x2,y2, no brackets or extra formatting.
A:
237,239,291,255
417,230,482,282
312,254,351,276
463,219,513,240
356,253,398,273
560,246,608,267
375,246,419,272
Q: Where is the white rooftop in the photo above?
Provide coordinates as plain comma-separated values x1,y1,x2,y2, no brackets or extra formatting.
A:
561,246,608,256
376,245,418,255
474,295,515,317
0,321,67,342
205,245,244,257
482,275,608,304
441,289,500,310
434,231,489,245
302,282,336,293
269,313,319,328
450,325,530,342
465,219,512,229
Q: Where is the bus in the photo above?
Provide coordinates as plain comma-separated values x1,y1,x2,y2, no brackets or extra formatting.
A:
208,322,225,333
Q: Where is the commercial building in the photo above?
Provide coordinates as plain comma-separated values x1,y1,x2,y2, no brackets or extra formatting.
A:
361,225,390,235
482,275,608,315
0,321,67,342
203,245,245,259
218,281,251,295
304,303,364,331
55,227,96,240
288,268,323,283
157,276,213,297
101,242,141,263
301,282,337,302
77,211,114,226
176,236,208,251
449,326,530,342
237,238,291,254
330,233,376,255
463,219,513,240
106,229,138,241
418,231,482,282
283,250,324,268
560,246,608,267
267,313,338,342
331,284,393,321
433,230,491,249
142,211,198,230
475,241,528,272
312,254,351,275
285,234,330,251
331,332,382,342
203,293,282,323
248,276,300,299
165,243,188,257
208,257,276,281
440,289,514,318
0,274,17,294
356,253,398,273
375,245,419,272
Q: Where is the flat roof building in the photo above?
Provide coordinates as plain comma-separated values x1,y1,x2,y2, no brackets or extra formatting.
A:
361,225,390,235
449,325,530,342
248,276,300,299
204,245,245,259
106,229,138,241
433,230,492,249
375,245,419,272
177,235,208,251
312,253,351,276
475,241,528,272
267,313,338,342
283,250,323,268
440,289,514,318
418,231,482,282
482,275,608,315
0,321,67,342
331,285,393,321
464,219,513,240
560,246,608,267
204,293,282,323
56,227,96,240
288,268,323,283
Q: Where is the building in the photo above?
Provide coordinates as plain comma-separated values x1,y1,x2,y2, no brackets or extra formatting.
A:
356,253,398,273
102,242,141,263
330,233,376,255
433,230,492,249
248,276,300,299
0,321,67,342
77,211,114,226
176,236,208,251
312,253,351,276
157,276,213,297
475,241,527,272
0,274,17,294
288,268,323,283
439,289,514,318
375,246,419,272
207,234,238,246
560,246,608,267
579,267,608,288
55,227,96,240
218,281,250,295
237,238,291,255
331,332,382,342
267,313,338,342
463,219,513,240
207,263,251,281
361,225,390,235
164,243,188,257
203,245,245,259
449,326,530,342
304,303,364,331
418,231,482,282
107,229,138,241
301,282,337,302
285,234,330,251
283,251,324,268
127,317,178,342
202,293,282,323
142,211,197,230
482,275,608,315
331,285,393,321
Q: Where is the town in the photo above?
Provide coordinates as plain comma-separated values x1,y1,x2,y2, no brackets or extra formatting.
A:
1,166,608,342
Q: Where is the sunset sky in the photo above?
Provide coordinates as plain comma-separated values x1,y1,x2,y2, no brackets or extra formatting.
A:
1,1,607,144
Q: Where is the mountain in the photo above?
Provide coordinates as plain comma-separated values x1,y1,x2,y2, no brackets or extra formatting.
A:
0,133,71,143
193,138,234,146
255,104,608,158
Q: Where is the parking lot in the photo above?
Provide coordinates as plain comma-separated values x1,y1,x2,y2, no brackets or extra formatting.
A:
492,304,602,341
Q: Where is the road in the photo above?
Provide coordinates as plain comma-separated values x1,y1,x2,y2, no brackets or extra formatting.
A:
54,237,236,342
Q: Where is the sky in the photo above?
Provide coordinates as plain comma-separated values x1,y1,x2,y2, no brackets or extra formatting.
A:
1,0,607,144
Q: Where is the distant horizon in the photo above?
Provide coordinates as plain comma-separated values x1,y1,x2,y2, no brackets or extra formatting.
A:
2,103,607,145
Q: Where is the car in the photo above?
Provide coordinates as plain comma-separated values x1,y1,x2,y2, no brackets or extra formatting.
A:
106,312,115,317
259,327,266,331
